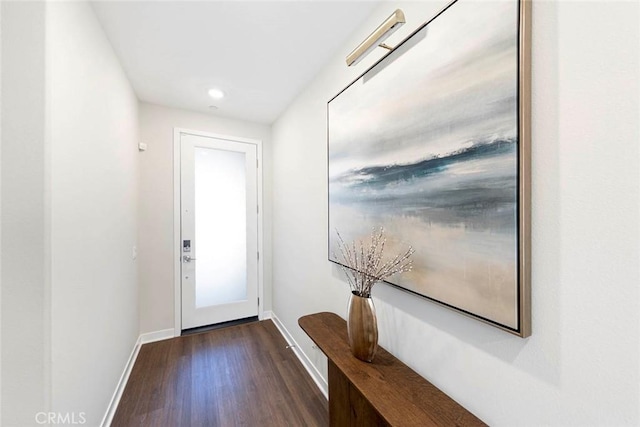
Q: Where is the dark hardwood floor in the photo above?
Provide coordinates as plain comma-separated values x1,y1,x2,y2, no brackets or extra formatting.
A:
111,320,329,426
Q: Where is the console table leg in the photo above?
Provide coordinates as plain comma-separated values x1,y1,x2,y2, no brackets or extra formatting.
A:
328,360,350,425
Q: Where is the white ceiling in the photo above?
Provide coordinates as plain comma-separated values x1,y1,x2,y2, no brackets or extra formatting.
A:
91,1,380,124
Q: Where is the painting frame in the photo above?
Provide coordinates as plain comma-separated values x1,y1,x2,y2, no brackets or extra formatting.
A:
327,0,531,337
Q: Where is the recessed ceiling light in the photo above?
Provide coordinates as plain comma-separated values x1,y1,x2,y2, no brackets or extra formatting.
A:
208,88,225,100
208,105,219,110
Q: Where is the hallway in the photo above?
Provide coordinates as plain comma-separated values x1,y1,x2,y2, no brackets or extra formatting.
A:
112,321,328,426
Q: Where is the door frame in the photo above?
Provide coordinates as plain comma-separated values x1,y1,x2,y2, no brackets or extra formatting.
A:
172,128,264,337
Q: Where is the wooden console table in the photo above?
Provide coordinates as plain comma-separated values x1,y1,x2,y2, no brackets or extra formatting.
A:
299,312,486,426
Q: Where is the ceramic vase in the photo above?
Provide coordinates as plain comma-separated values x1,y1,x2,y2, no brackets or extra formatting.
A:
347,292,378,362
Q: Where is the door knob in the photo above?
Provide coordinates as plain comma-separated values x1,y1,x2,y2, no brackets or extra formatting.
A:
183,255,196,263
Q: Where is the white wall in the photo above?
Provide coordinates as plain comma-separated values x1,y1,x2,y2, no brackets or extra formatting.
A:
138,102,272,334
47,3,140,425
1,2,140,425
1,3,48,425
0,2,3,420
271,1,640,425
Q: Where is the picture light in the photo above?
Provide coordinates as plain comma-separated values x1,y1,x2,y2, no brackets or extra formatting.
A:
346,9,406,67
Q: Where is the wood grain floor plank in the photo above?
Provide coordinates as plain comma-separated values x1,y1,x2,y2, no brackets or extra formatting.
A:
111,320,328,427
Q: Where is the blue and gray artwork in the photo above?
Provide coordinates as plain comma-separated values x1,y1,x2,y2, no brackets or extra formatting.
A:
328,0,520,328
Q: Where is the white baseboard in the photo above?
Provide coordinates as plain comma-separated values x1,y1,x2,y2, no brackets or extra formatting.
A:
262,310,273,320
270,312,328,399
139,328,175,344
100,329,175,426
100,337,141,427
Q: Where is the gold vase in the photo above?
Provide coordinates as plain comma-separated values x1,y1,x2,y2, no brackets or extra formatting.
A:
347,292,378,362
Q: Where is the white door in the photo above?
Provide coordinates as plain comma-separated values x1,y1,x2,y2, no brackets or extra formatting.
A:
180,133,258,330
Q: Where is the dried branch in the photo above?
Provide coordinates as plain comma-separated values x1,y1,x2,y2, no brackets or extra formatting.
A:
334,227,414,297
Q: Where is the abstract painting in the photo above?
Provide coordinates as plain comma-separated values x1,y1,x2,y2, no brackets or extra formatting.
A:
328,0,531,336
